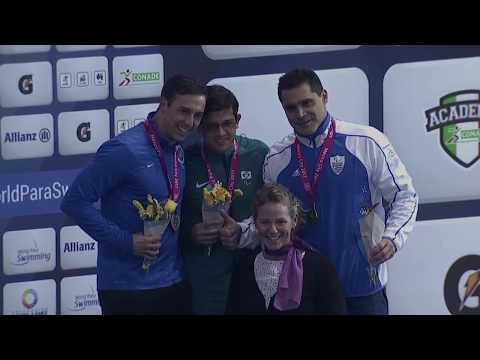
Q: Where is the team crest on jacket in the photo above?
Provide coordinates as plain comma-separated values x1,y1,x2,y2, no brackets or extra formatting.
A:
330,155,345,175
425,90,480,168
241,170,252,185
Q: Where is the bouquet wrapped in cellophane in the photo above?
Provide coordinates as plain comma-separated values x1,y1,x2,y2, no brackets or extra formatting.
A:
358,203,385,285
202,182,243,256
132,194,177,271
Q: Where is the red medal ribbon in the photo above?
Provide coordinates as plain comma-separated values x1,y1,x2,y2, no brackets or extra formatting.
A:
200,138,239,195
294,119,336,209
144,120,180,202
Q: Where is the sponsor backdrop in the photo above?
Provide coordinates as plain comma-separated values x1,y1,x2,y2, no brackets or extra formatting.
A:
1,45,480,315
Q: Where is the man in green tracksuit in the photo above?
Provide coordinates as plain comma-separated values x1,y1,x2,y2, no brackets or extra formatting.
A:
179,84,269,314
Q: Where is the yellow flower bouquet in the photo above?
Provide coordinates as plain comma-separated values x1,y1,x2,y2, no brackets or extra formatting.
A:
202,182,243,206
201,182,243,256
132,194,178,271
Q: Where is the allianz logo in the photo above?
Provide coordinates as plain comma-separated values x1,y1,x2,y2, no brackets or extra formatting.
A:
3,128,51,143
63,241,96,253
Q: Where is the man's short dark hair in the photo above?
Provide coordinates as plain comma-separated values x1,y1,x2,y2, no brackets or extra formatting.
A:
160,74,207,104
203,84,239,118
277,68,323,102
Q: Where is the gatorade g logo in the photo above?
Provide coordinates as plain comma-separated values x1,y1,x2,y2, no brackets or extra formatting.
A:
18,74,33,95
425,90,480,168
76,122,91,142
444,255,480,315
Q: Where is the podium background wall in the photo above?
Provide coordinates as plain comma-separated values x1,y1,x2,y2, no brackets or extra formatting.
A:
1,45,479,315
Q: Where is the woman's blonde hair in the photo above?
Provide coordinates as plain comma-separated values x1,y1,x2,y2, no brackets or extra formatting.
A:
252,184,306,228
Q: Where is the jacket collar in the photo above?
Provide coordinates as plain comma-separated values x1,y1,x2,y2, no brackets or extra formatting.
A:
295,113,332,149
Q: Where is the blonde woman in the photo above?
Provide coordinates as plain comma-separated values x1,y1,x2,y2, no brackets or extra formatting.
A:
226,184,346,315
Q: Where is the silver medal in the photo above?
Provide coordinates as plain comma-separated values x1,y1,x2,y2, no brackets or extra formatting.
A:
170,213,180,232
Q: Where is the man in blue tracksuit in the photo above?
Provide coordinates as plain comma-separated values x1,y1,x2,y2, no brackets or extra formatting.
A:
237,68,418,314
61,75,207,315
